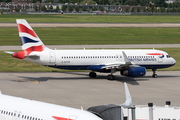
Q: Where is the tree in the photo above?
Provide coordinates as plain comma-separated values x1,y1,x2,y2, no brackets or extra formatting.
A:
137,7,140,12
109,0,120,5
171,8,175,12
100,6,104,11
94,7,97,11
151,4,155,13
61,5,66,11
143,8,146,12
68,6,73,12
49,5,53,10
169,3,172,8
154,7,157,12
125,7,129,12
124,0,138,5
150,0,167,7
80,0,96,5
160,7,165,12
166,8,169,13
82,6,86,11
75,6,79,12
56,6,60,11
131,7,134,12
177,7,180,12
35,6,38,12
41,5,46,11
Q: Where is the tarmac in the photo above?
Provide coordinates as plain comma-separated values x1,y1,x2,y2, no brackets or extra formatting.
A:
0,71,179,109
1,44,180,50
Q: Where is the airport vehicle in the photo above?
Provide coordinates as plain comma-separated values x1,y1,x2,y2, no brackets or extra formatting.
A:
0,91,103,120
5,19,176,80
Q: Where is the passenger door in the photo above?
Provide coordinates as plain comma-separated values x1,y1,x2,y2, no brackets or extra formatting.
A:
49,52,56,64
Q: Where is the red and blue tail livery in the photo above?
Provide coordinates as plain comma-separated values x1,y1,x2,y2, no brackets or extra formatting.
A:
13,19,46,59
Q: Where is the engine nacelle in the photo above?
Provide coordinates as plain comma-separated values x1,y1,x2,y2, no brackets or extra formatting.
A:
120,67,146,77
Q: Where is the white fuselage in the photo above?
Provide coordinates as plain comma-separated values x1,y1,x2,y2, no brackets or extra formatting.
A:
0,94,102,120
25,48,176,71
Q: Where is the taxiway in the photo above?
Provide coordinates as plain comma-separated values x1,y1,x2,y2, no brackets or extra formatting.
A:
0,71,179,109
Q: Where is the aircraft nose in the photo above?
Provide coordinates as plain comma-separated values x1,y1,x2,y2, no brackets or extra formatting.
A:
171,58,176,65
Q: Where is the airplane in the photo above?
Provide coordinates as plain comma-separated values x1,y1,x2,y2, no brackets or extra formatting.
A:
0,91,103,120
0,83,131,120
5,19,176,80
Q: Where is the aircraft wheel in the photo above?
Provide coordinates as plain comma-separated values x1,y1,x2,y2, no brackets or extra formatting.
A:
152,74,158,78
89,72,97,78
108,75,115,80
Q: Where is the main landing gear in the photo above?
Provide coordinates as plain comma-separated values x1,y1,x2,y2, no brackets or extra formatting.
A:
89,70,116,80
108,75,115,80
152,69,158,78
89,72,97,78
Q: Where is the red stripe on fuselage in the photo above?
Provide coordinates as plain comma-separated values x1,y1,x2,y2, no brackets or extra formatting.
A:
146,53,163,55
52,116,73,120
17,24,38,38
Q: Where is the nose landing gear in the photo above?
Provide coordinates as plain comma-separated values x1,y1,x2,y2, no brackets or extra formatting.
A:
152,69,158,78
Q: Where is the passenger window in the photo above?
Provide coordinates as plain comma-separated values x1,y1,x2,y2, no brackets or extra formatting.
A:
22,115,24,118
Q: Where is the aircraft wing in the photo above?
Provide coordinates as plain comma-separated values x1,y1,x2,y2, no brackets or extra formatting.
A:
88,51,134,71
101,51,133,70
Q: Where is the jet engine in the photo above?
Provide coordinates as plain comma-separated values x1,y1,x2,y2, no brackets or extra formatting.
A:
120,66,146,77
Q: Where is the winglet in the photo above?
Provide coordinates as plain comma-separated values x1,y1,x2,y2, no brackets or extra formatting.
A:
122,51,132,65
121,82,132,107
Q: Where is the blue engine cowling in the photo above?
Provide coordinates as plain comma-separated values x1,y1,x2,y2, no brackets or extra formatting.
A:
120,66,146,77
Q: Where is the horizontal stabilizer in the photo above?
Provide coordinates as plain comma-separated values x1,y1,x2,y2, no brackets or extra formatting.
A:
4,51,14,54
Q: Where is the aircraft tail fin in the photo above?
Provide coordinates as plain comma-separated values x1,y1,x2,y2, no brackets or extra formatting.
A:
121,82,132,107
12,19,46,59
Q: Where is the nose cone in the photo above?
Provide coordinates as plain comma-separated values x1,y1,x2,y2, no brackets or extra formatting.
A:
171,58,176,65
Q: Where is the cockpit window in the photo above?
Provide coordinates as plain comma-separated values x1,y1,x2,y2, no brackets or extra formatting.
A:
166,55,171,58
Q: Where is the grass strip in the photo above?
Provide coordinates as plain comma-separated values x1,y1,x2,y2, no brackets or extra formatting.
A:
1,28,180,45
1,15,180,23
